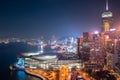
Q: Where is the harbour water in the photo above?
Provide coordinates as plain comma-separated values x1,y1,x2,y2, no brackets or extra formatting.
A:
0,42,39,80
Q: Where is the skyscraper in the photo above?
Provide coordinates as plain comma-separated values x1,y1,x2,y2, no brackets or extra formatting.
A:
101,0,113,32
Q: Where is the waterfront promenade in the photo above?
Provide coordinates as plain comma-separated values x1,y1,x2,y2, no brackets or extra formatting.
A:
25,68,47,80
25,68,94,80
25,68,58,80
25,67,120,80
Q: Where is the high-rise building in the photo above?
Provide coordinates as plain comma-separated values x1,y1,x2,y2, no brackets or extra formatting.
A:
101,0,113,32
83,32,92,42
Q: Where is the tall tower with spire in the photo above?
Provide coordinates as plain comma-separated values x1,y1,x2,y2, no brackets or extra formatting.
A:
101,0,113,32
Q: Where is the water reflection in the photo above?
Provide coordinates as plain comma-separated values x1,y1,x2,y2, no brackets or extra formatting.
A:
17,71,26,80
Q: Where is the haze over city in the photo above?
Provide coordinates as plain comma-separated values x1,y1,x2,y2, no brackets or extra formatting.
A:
1,0,120,80
0,0,120,38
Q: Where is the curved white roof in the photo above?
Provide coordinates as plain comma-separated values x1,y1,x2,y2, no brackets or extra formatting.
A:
22,52,40,56
32,55,57,60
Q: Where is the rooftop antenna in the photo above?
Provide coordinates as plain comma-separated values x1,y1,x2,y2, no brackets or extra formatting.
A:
106,0,109,11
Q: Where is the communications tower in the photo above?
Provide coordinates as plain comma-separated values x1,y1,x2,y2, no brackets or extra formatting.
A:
101,0,113,32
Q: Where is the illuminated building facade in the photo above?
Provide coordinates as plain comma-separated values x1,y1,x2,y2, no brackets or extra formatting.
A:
104,30,120,69
77,32,91,62
77,32,104,71
38,40,44,54
16,52,81,70
101,0,113,32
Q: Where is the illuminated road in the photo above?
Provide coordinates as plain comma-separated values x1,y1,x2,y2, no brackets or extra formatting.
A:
26,65,120,80
25,68,57,80
25,68,95,80
71,68,95,80
25,68,47,80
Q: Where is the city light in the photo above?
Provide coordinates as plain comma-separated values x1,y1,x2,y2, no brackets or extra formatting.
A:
3,0,120,80
110,28,116,31
94,31,99,34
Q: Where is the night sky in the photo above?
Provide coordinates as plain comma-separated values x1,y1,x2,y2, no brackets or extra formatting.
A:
0,0,120,38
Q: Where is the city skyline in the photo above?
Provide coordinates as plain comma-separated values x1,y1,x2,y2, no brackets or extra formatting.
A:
0,0,120,38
